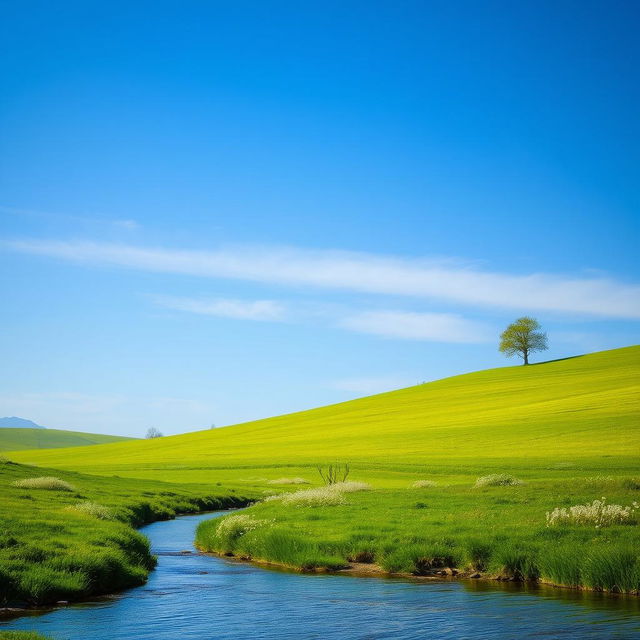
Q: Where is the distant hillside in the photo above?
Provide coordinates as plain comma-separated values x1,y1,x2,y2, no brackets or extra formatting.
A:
0,427,133,452
0,416,46,429
10,345,639,473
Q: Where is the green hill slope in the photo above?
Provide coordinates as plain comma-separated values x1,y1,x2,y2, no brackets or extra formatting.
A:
0,427,132,451
5,345,640,595
10,346,639,478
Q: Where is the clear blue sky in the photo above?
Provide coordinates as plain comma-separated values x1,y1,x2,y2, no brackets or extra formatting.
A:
1,1,638,436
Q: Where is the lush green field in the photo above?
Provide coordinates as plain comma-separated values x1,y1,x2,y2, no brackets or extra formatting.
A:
0,428,131,452
0,632,52,640
5,345,640,594
0,459,253,606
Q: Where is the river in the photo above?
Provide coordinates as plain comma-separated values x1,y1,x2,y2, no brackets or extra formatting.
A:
2,512,639,639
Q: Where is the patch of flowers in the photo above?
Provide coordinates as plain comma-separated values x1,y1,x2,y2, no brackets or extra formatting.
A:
67,501,114,520
280,486,347,507
411,480,438,488
11,476,75,491
327,481,371,493
216,514,272,538
546,498,639,528
473,474,523,488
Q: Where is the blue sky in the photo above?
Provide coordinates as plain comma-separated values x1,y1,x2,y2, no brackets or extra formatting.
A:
1,1,638,436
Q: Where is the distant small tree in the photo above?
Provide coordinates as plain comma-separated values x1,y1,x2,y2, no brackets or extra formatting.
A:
145,427,163,439
499,316,548,365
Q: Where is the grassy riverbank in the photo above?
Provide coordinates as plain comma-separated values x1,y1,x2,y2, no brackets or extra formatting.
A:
6,346,639,595
196,477,640,592
0,460,253,606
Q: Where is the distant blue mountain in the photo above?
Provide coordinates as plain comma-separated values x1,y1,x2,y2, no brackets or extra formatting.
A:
0,416,47,429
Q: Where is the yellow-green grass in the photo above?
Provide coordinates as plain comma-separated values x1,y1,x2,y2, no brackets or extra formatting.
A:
0,428,131,452
6,345,640,593
0,459,254,606
9,346,638,479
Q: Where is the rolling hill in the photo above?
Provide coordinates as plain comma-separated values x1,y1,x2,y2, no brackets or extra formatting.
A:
0,427,133,451
9,345,639,479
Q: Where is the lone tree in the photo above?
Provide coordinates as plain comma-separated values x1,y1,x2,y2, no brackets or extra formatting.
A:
499,316,548,365
145,427,163,439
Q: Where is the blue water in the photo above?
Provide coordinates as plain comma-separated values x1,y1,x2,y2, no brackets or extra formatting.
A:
2,512,639,639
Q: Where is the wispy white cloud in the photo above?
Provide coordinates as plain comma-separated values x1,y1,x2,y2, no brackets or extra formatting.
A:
331,376,417,395
338,310,490,342
1,206,140,230
152,295,287,322
6,239,640,318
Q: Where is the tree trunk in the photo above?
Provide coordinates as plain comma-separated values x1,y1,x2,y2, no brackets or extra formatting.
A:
523,351,529,365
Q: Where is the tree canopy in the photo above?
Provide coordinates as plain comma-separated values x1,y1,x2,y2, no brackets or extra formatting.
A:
499,317,548,365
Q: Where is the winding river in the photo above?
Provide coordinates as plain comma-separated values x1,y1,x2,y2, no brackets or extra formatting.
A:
2,512,639,639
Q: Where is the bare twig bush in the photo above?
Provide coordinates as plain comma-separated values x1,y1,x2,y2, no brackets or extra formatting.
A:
316,463,350,485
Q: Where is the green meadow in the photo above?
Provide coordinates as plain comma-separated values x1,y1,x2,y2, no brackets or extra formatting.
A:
3,345,640,598
0,428,131,452
0,460,252,606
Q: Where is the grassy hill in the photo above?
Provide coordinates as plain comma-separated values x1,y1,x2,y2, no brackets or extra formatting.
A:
4,346,639,595
10,345,639,481
0,427,132,452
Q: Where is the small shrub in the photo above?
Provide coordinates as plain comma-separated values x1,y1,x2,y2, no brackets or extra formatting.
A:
622,478,640,491
67,501,115,520
546,498,638,528
0,455,11,464
413,502,428,509
281,487,347,507
316,463,350,485
474,474,523,488
267,477,310,485
11,477,75,492
411,480,438,488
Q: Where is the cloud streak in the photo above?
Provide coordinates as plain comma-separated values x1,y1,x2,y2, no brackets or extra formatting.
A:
153,295,287,322
339,310,490,342
7,239,640,318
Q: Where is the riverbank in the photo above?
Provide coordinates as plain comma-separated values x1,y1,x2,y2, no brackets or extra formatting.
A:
0,459,255,607
195,478,640,595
